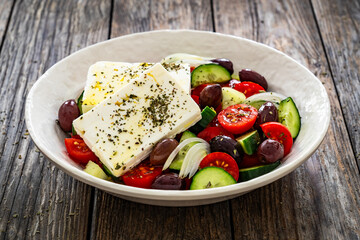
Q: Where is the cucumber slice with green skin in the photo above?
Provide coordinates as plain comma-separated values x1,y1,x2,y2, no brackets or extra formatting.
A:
77,91,84,115
236,130,261,155
102,165,121,182
84,161,108,180
169,131,197,170
278,97,301,138
222,87,246,109
190,167,236,190
191,64,231,88
189,106,217,134
239,161,281,181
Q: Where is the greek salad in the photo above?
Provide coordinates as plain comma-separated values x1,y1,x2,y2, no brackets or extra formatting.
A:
57,53,301,190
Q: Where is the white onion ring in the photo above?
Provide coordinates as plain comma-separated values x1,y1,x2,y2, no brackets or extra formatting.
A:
244,92,287,106
179,142,210,178
162,137,208,171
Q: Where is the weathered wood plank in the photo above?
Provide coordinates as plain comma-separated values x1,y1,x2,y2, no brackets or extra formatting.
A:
0,0,14,46
92,193,232,240
90,1,234,239
213,0,360,239
311,0,360,167
0,0,110,239
111,0,213,37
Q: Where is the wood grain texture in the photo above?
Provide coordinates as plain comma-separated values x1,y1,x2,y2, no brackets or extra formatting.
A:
0,0,14,46
91,191,232,240
111,0,213,37
89,1,234,239
213,0,360,239
311,0,360,167
0,0,110,239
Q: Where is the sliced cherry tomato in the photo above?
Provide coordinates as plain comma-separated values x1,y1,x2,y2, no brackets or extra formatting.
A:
233,81,265,98
218,104,258,134
199,152,239,181
221,79,241,88
215,103,223,114
191,94,200,105
208,116,221,127
191,84,211,96
64,138,99,165
122,161,162,189
238,154,263,168
197,126,234,142
260,122,293,156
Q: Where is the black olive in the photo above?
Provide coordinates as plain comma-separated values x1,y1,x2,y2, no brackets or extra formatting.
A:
209,135,243,164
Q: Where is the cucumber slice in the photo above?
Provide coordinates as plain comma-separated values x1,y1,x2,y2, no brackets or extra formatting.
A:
84,161,108,180
102,164,121,182
181,130,197,140
170,131,197,170
236,130,261,155
278,97,301,138
190,167,236,190
231,73,240,81
239,161,281,181
77,91,84,115
222,87,246,109
189,106,217,134
191,64,231,88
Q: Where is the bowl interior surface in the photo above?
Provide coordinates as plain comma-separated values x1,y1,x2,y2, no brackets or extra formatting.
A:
25,30,330,206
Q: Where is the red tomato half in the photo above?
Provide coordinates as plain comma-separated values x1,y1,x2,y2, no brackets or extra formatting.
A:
233,81,265,98
122,161,162,189
197,126,234,142
200,152,239,181
260,122,293,156
208,117,221,127
64,138,99,165
218,104,258,134
191,95,200,105
238,154,263,169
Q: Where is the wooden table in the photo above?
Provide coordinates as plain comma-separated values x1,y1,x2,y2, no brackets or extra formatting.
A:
0,0,359,239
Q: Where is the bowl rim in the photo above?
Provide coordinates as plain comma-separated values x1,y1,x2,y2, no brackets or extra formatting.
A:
25,29,331,202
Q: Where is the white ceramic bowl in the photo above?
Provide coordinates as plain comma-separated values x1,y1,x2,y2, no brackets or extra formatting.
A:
25,30,330,206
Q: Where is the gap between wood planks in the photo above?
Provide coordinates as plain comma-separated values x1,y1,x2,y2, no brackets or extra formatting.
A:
0,0,16,52
308,0,359,174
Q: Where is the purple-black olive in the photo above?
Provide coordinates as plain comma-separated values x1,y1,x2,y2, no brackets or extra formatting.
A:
151,172,185,190
211,58,234,75
150,138,179,166
199,84,222,109
239,69,268,90
257,139,284,163
58,99,80,132
209,135,243,164
255,101,279,126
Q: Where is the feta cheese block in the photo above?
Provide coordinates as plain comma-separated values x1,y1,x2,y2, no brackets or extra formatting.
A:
81,61,190,113
73,63,201,177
